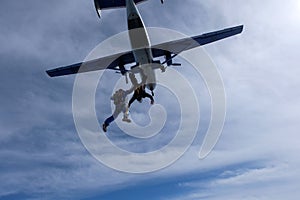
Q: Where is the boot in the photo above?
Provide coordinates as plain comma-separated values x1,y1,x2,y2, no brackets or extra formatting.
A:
102,123,108,132
122,117,131,123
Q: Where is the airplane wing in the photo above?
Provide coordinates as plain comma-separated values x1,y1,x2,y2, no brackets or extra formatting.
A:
46,51,135,77
46,25,243,77
151,25,244,63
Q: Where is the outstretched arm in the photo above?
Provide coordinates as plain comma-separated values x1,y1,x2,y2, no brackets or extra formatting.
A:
124,87,135,96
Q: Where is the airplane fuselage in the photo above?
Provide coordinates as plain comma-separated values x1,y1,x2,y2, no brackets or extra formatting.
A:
126,0,156,92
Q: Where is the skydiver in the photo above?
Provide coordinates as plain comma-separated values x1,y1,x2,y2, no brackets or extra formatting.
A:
102,72,149,132
102,89,131,132
128,85,154,108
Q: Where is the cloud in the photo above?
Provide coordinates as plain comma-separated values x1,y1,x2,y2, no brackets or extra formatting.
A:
168,161,300,200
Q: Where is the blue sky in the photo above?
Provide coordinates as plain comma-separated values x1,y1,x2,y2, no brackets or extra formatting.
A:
1,0,300,199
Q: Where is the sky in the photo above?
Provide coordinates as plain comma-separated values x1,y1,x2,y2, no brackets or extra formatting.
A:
1,0,300,199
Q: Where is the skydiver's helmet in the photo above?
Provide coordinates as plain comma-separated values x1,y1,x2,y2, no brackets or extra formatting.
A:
118,89,124,93
114,89,124,97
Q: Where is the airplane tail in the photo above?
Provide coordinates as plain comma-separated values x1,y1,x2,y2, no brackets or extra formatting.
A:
94,0,164,18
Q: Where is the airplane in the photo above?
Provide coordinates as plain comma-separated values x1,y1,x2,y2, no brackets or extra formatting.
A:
46,0,243,96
